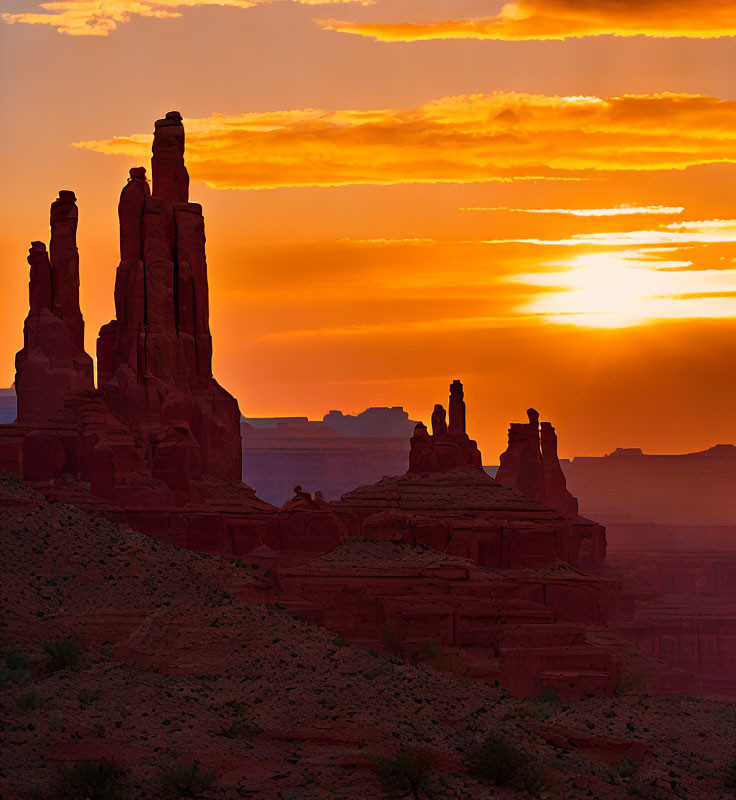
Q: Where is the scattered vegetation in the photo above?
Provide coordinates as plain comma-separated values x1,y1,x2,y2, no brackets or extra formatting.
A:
375,745,437,799
59,759,125,800
17,689,42,711
382,621,410,660
466,733,528,786
159,761,216,798
44,637,83,672
1,648,30,684
466,733,549,795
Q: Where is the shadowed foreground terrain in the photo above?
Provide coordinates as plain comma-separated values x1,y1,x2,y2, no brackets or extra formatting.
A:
2,475,736,800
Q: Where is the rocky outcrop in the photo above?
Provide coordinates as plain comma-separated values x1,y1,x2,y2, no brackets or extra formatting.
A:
408,380,483,473
496,409,605,568
14,191,94,424
9,113,253,510
97,111,241,500
337,386,605,571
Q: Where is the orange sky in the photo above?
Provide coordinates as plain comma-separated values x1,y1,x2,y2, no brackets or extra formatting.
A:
2,0,736,462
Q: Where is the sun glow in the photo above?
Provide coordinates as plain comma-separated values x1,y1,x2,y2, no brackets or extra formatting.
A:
514,252,736,328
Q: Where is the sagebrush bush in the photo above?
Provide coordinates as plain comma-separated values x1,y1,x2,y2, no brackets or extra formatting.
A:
60,758,125,800
18,689,42,711
376,745,437,799
44,638,83,672
1,649,30,684
159,762,216,797
466,734,528,786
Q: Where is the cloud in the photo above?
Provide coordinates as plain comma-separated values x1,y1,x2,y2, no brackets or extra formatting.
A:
2,0,368,37
319,0,736,42
462,205,685,217
484,219,736,247
73,92,736,189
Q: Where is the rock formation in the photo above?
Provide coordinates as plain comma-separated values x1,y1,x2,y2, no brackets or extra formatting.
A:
497,409,579,519
408,380,483,473
14,192,94,423
9,112,254,510
338,383,605,571
97,111,241,500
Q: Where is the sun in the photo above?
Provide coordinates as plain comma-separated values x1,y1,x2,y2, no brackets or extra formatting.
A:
512,251,736,328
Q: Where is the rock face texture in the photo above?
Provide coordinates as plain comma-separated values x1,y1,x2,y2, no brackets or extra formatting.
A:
408,380,483,473
14,192,94,424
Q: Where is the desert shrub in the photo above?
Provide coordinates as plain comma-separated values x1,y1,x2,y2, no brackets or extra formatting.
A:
4,649,29,671
159,762,216,797
44,638,83,672
382,621,410,659
723,760,736,790
466,734,528,786
60,759,125,800
1,649,30,684
376,745,437,799
18,689,42,710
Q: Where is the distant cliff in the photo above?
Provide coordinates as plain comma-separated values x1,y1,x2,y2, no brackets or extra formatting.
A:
563,444,736,525
241,407,416,505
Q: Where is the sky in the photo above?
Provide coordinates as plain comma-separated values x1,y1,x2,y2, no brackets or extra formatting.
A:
2,0,736,462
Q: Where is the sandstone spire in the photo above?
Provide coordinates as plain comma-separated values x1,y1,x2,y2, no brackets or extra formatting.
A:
15,196,94,423
408,380,482,473
152,110,189,204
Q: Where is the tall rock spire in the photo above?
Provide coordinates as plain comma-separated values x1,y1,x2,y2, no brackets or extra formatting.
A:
496,410,581,519
448,379,466,435
408,380,483,474
152,111,189,204
49,190,85,351
96,111,242,502
15,196,94,423
540,421,579,518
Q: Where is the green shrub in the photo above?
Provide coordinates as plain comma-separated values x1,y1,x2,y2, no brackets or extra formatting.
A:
159,762,216,797
4,649,29,671
18,689,42,710
376,745,437,799
44,638,83,672
1,649,30,684
382,621,410,659
466,734,528,786
60,759,125,800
